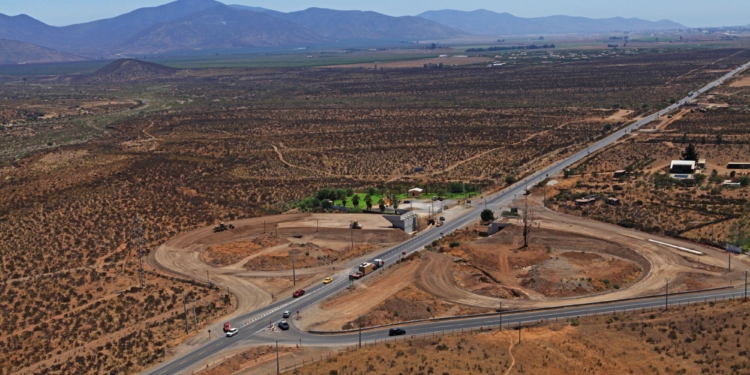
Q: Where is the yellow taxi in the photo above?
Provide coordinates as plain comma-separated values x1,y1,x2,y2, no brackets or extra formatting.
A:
323,277,333,284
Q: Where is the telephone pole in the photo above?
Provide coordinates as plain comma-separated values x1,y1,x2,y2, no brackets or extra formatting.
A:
276,340,280,374
290,250,297,286
192,300,198,331
131,216,147,289
498,300,503,331
664,278,669,310
358,315,363,348
182,294,189,334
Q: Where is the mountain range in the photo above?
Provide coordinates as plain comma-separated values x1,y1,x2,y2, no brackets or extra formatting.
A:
418,9,684,35
0,0,687,64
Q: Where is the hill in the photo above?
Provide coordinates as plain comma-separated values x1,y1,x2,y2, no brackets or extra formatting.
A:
0,39,85,65
0,0,223,56
117,5,326,54
418,9,685,35
83,58,179,84
275,7,469,42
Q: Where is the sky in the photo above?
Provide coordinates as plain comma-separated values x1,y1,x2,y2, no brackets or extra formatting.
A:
1,0,748,28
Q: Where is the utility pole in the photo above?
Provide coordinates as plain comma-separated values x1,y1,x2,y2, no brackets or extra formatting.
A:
350,222,354,250
182,294,189,334
263,220,266,234
192,300,198,331
745,271,748,301
664,278,669,310
498,300,503,331
290,250,297,286
358,315,362,348
207,270,211,287
131,216,147,289
276,340,280,374
441,128,447,174
728,252,731,272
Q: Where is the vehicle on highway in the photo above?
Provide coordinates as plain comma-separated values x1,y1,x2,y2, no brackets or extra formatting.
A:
282,310,291,318
388,328,406,336
223,322,232,333
323,277,333,284
225,328,239,337
439,216,446,222
278,321,290,330
404,200,411,204
349,272,364,280
292,289,305,298
432,196,438,201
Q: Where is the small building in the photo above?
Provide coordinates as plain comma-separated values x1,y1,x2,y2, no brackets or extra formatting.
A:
408,188,423,198
606,197,621,206
697,159,706,169
613,170,627,178
723,180,741,188
670,160,696,174
575,197,596,206
727,162,750,170
488,222,510,236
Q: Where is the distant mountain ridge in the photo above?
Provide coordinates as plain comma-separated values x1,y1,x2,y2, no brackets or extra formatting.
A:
0,1,689,59
417,9,685,35
0,39,85,65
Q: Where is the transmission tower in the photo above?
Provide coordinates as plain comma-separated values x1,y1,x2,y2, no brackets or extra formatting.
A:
441,128,447,174
131,216,147,289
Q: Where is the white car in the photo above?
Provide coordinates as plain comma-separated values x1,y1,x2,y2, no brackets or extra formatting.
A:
226,328,239,337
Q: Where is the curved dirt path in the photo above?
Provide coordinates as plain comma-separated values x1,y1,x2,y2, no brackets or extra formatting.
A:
416,252,500,308
503,331,516,375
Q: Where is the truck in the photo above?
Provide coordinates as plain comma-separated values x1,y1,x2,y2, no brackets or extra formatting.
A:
213,223,235,233
223,322,232,333
358,262,375,276
372,259,385,270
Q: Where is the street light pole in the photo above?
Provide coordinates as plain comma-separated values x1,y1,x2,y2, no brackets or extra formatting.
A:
290,251,297,286
499,300,503,331
276,340,280,374
359,315,362,348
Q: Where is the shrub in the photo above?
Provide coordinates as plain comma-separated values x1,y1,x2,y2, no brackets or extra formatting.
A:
449,242,460,248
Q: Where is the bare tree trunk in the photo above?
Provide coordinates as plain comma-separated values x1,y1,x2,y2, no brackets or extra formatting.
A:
522,203,533,248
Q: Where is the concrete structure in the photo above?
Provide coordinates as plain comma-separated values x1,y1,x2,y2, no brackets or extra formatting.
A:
488,222,510,236
723,180,741,188
575,197,596,206
613,170,627,178
408,188,424,198
697,159,706,169
382,212,418,233
670,160,696,174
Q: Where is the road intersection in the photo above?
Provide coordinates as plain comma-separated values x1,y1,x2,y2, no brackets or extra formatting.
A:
144,60,750,375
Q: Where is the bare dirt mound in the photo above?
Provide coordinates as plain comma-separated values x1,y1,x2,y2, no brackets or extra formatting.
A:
200,235,284,267
243,243,377,271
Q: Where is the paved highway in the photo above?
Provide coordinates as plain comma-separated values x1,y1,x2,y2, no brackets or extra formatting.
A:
144,60,750,375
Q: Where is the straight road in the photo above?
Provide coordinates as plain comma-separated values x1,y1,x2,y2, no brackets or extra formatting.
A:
144,60,750,375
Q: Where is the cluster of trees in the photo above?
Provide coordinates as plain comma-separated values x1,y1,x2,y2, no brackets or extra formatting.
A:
466,44,555,52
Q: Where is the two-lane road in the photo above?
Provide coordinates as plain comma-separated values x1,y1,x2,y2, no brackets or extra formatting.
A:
144,60,750,375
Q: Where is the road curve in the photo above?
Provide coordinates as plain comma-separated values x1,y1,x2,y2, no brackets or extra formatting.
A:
143,60,750,375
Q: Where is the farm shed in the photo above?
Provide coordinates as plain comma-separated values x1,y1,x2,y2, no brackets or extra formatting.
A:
408,188,423,198
697,159,706,169
575,197,596,206
723,180,741,188
606,197,621,206
613,170,626,178
727,162,750,170
670,160,696,174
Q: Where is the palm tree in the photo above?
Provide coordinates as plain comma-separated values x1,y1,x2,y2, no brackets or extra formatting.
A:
352,195,360,208
378,198,386,213
365,195,373,211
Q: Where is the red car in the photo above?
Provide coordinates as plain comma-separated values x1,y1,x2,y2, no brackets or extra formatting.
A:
293,289,305,298
223,322,231,333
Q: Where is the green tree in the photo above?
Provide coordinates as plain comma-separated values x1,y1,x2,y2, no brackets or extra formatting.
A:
392,200,399,210
693,173,707,186
365,195,373,211
681,143,699,162
739,176,750,188
729,215,750,247
340,197,347,207
367,186,378,196
480,209,495,223
505,175,516,184
378,199,386,213
352,195,360,207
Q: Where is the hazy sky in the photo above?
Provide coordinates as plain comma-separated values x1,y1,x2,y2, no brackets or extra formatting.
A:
1,0,748,27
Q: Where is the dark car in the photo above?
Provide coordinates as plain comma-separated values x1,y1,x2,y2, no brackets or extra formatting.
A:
278,321,290,330
388,328,406,336
293,289,305,298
